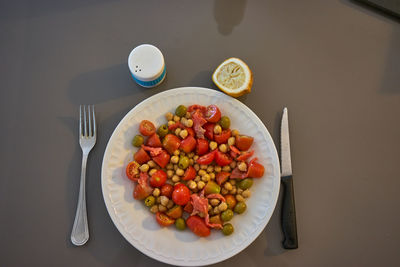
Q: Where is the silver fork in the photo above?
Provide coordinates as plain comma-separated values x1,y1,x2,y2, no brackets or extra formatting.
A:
71,105,96,246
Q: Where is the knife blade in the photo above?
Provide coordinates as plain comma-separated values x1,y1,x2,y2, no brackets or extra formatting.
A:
280,107,298,249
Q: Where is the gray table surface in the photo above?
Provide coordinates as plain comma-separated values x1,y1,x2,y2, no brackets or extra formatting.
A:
1,0,400,266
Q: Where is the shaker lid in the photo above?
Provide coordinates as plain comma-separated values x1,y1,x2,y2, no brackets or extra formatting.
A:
128,44,165,82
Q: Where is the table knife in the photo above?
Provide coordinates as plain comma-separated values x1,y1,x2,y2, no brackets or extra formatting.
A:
280,107,298,249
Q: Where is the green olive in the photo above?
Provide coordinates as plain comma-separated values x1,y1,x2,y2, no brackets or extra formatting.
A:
157,124,169,138
178,156,190,169
238,178,253,190
204,181,221,195
132,135,144,147
234,201,247,214
222,223,234,235
221,209,234,222
144,196,155,207
175,105,187,117
175,218,186,230
219,116,230,129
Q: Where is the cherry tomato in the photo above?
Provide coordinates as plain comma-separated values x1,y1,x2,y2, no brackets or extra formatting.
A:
182,165,196,181
134,148,151,164
225,194,237,209
146,133,162,147
150,170,167,187
172,184,190,205
214,129,231,144
186,215,211,237
139,120,156,136
186,127,195,137
205,105,221,123
196,138,209,156
133,183,152,200
235,135,254,151
215,151,232,166
180,135,196,153
166,205,183,219
160,184,173,198
184,202,194,213
204,123,215,140
187,104,207,113
156,212,175,226
162,134,181,154
247,158,265,178
152,150,170,168
196,150,216,165
126,161,140,181
237,150,254,161
216,171,230,185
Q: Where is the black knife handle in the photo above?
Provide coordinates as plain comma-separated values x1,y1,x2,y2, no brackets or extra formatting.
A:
281,175,298,249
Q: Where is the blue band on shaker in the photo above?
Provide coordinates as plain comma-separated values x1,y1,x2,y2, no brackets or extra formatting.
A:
132,66,166,87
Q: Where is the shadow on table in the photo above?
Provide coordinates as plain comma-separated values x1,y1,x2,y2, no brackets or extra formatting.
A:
214,0,247,35
341,0,400,94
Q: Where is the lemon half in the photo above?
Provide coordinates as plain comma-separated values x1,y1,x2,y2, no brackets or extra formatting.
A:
212,57,253,97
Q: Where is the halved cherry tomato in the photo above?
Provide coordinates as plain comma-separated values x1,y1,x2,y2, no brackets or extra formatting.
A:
184,202,194,213
133,183,152,200
139,120,156,136
230,167,248,179
196,150,216,165
152,150,170,168
235,135,254,151
156,212,175,226
237,150,254,161
215,151,232,166
150,170,167,187
214,129,231,144
247,158,265,178
134,148,151,164
172,184,190,205
180,135,196,153
166,205,183,219
182,165,196,181
225,194,237,209
196,138,209,156
205,105,221,123
168,122,184,131
186,215,211,237
216,171,230,185
160,184,173,198
146,133,162,147
188,104,206,114
186,127,195,137
126,161,140,181
162,134,180,154
204,123,215,140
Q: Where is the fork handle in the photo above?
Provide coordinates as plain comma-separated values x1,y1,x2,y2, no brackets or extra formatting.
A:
71,153,89,246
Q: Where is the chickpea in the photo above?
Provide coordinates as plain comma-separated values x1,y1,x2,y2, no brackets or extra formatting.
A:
176,168,184,176
209,141,218,150
238,161,247,172
189,159,194,165
218,202,228,212
236,194,245,202
147,160,156,168
186,119,193,127
207,166,214,173
208,204,212,211
167,200,174,209
156,196,161,203
160,196,169,206
173,164,178,171
139,164,149,173
158,204,167,212
232,129,239,136
172,175,180,183
180,117,187,125
219,144,228,153
242,189,251,198
213,206,221,214
210,173,215,179
166,163,173,170
229,161,237,169
193,155,199,161
197,181,205,189
173,150,180,156
201,174,210,182
167,120,175,127
227,137,235,146
221,188,229,195
230,187,237,195
150,205,159,213
237,188,243,195
194,175,201,182
167,170,174,178
152,188,160,197
188,152,195,158
214,166,222,173
149,168,157,176
175,128,182,136
194,164,200,171
224,182,233,191
222,166,231,172
185,112,191,119
188,180,197,190
210,198,220,206
198,170,207,176
165,112,174,121
200,164,208,170
214,125,222,134
230,179,236,185
179,129,188,139
173,115,181,122
171,155,179,164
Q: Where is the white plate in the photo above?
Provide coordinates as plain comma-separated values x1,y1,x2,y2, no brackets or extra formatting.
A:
101,87,280,266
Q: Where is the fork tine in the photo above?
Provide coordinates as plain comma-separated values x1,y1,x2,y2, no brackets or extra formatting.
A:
92,105,96,137
88,105,92,136
79,105,83,136
83,105,88,137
